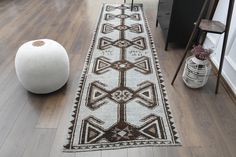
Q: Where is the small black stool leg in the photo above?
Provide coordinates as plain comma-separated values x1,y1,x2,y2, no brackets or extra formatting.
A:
164,42,168,51
195,29,201,44
131,0,134,11
156,1,159,27
156,10,159,27
199,31,207,45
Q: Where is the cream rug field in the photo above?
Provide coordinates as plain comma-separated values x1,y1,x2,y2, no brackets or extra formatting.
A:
64,3,180,152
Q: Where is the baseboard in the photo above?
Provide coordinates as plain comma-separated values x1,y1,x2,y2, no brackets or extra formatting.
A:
204,34,236,102
210,60,236,103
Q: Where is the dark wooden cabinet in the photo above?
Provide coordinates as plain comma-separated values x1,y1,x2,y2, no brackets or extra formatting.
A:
156,0,207,50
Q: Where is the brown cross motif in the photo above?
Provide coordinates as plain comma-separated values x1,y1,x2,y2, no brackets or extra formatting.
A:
79,114,167,144
86,81,158,110
101,23,143,34
93,56,151,74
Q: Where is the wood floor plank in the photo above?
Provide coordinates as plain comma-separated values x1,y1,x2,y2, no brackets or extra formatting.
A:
153,147,193,157
202,94,236,156
36,92,67,129
127,147,153,157
152,147,169,156
0,94,45,157
101,149,127,157
22,129,56,157
0,75,20,109
0,87,29,147
76,151,101,157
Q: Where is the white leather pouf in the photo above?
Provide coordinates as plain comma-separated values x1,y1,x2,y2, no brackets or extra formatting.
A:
15,39,69,94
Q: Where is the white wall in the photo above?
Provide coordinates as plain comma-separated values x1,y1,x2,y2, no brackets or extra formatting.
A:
204,0,236,94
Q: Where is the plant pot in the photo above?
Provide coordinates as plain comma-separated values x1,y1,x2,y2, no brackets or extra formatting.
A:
182,56,212,88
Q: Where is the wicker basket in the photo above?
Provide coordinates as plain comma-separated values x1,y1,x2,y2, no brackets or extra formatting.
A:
182,56,212,88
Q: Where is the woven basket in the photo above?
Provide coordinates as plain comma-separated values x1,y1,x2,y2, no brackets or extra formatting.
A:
182,56,212,88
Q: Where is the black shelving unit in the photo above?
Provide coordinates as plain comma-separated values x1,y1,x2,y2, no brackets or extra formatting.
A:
156,0,207,50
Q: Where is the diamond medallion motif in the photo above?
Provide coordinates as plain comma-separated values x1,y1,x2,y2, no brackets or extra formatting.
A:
115,25,129,31
116,14,129,19
113,61,132,70
111,89,133,103
113,39,132,48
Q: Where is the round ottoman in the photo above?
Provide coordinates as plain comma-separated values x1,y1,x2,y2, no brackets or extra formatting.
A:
15,39,69,94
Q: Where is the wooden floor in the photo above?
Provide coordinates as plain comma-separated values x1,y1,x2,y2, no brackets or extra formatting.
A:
0,0,236,156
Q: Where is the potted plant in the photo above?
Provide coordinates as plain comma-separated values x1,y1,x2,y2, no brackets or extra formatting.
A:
182,45,213,88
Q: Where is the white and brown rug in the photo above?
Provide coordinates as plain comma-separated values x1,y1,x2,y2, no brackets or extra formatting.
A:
64,4,180,152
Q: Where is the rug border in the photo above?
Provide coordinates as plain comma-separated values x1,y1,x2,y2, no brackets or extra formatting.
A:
63,3,181,152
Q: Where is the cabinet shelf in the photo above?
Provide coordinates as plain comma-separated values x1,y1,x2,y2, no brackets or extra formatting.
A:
198,19,225,34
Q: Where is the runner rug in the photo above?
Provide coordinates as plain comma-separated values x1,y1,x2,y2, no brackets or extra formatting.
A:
64,4,180,152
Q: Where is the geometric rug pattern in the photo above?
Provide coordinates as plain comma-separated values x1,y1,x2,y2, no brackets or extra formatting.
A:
64,4,181,152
